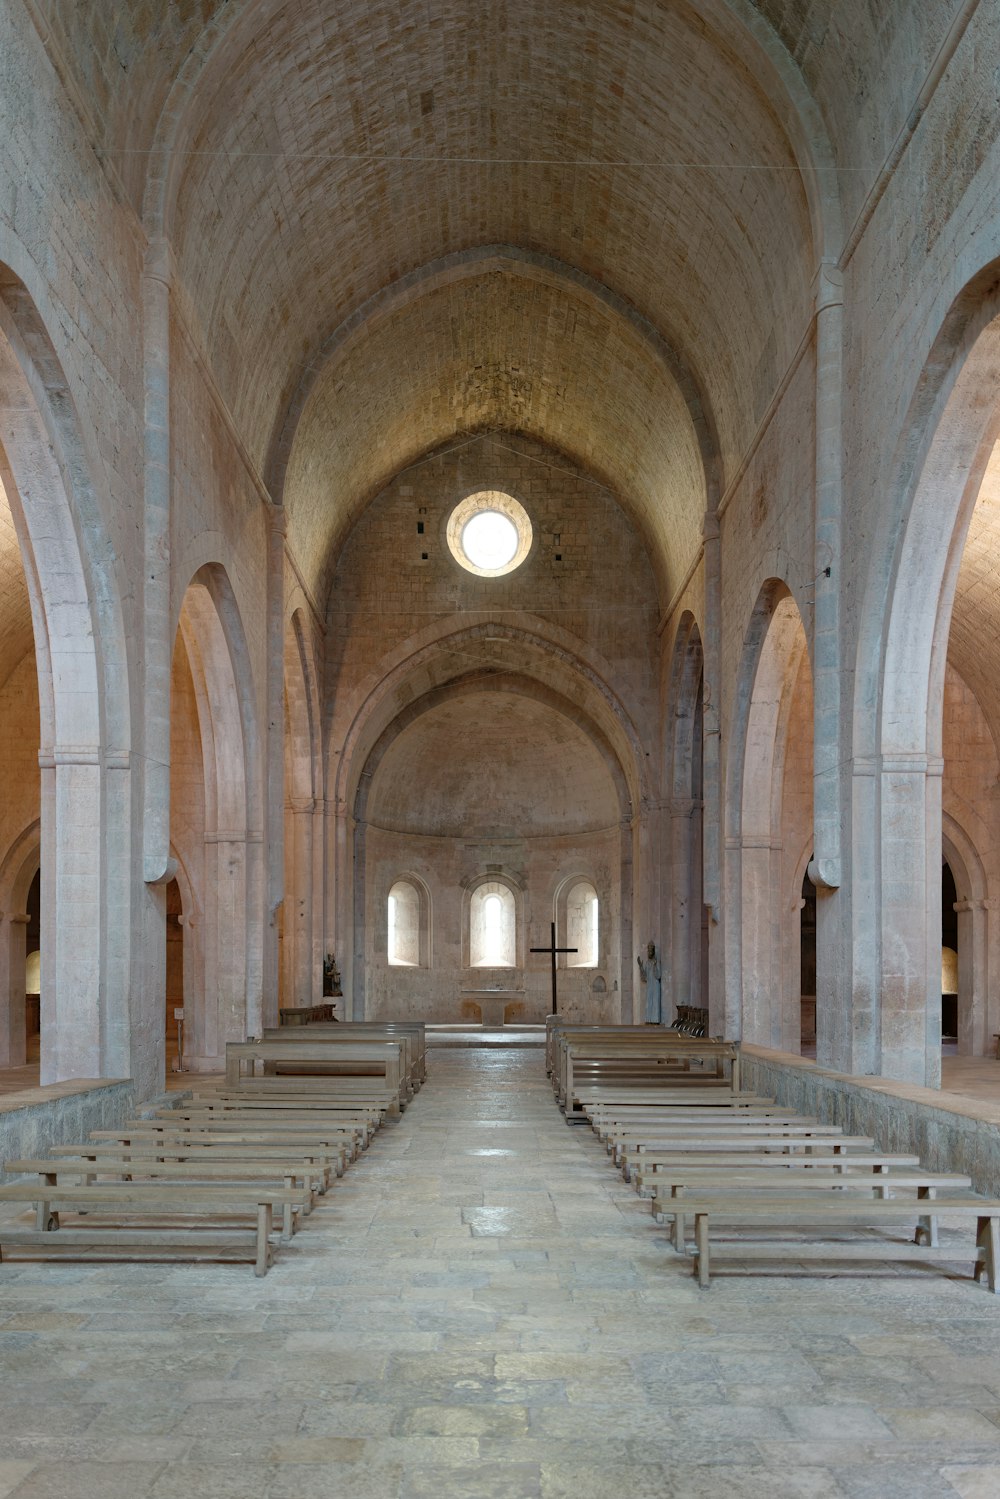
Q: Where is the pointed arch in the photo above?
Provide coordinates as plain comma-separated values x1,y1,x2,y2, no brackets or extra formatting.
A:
0,261,132,1086
725,581,814,1053
169,564,265,1065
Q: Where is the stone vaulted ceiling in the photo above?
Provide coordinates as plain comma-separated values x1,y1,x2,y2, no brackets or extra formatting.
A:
44,0,943,605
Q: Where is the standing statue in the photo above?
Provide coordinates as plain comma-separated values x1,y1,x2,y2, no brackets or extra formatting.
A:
637,941,663,1024
322,952,343,998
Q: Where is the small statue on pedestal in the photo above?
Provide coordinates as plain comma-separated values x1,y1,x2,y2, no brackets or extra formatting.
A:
322,952,342,998
637,941,662,1024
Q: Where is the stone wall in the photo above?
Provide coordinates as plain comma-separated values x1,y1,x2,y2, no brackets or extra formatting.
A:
742,1046,1000,1198
0,1079,135,1185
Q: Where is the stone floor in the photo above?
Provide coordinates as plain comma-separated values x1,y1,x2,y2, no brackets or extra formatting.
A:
2,1048,1000,1497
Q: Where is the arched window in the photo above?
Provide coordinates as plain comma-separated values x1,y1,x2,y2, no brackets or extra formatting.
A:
470,881,516,967
566,880,599,967
388,880,421,966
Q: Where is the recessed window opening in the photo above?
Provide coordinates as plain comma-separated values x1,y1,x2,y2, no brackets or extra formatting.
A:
566,880,599,967
446,490,533,578
470,880,517,966
388,880,421,966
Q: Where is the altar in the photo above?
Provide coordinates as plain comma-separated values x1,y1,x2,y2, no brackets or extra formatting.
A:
459,989,525,1026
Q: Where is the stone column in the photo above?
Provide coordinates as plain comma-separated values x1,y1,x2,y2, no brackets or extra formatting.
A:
954,896,993,1057
263,508,286,1026
701,511,726,1036
877,755,943,1086
739,834,784,1049
141,236,172,887
352,817,367,1020
619,815,634,1023
40,754,103,1084
288,795,315,1005
669,796,697,1022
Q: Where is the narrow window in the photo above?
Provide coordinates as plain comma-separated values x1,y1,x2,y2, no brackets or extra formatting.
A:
566,881,599,967
388,880,421,966
470,881,516,967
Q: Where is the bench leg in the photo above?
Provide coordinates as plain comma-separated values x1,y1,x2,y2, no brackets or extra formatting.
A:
255,1202,273,1277
915,1186,939,1248
695,1213,710,1288
35,1176,58,1233
976,1216,1000,1292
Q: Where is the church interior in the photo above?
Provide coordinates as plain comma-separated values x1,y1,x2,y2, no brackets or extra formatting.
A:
3,1,1000,1495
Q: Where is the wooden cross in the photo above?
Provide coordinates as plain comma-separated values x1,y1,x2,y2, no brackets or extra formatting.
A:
530,921,578,1015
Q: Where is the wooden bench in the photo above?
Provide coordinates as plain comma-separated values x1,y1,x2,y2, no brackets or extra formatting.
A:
633,1150,923,1202
6,1157,316,1242
215,1074,400,1116
678,1195,1000,1291
267,1022,427,1087
616,1126,874,1179
48,1138,345,1187
225,1040,404,1115
154,1107,373,1147
88,1124,366,1162
587,1105,800,1144
260,1028,419,1100
0,1181,309,1276
645,1166,973,1250
551,1028,740,1108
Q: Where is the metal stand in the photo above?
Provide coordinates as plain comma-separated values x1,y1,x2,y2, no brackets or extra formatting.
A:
171,1005,188,1073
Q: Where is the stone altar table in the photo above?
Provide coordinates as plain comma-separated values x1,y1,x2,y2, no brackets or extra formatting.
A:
460,990,525,1027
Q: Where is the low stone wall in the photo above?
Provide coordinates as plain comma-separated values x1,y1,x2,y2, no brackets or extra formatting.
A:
0,1078,135,1184
742,1046,1000,1197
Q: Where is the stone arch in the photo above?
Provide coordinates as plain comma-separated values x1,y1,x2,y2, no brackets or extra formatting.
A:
348,661,634,1021
853,264,1000,1083
725,581,814,1053
665,613,708,1025
170,565,265,1066
0,262,132,1086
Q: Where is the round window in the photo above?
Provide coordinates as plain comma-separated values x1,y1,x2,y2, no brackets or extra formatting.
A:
446,490,533,577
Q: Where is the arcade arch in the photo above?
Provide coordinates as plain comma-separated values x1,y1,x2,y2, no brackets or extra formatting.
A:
168,566,264,1071
0,265,131,1087
864,271,1000,1083
727,583,814,1055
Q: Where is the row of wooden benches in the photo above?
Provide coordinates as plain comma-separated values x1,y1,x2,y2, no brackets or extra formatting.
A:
553,1027,1000,1291
547,1020,741,1114
0,1022,425,1276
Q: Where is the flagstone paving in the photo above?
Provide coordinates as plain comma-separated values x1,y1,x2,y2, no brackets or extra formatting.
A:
2,1047,1000,1497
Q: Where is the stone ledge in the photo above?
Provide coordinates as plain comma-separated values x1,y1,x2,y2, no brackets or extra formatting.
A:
0,1077,129,1115
741,1045,1000,1196
0,1078,135,1185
